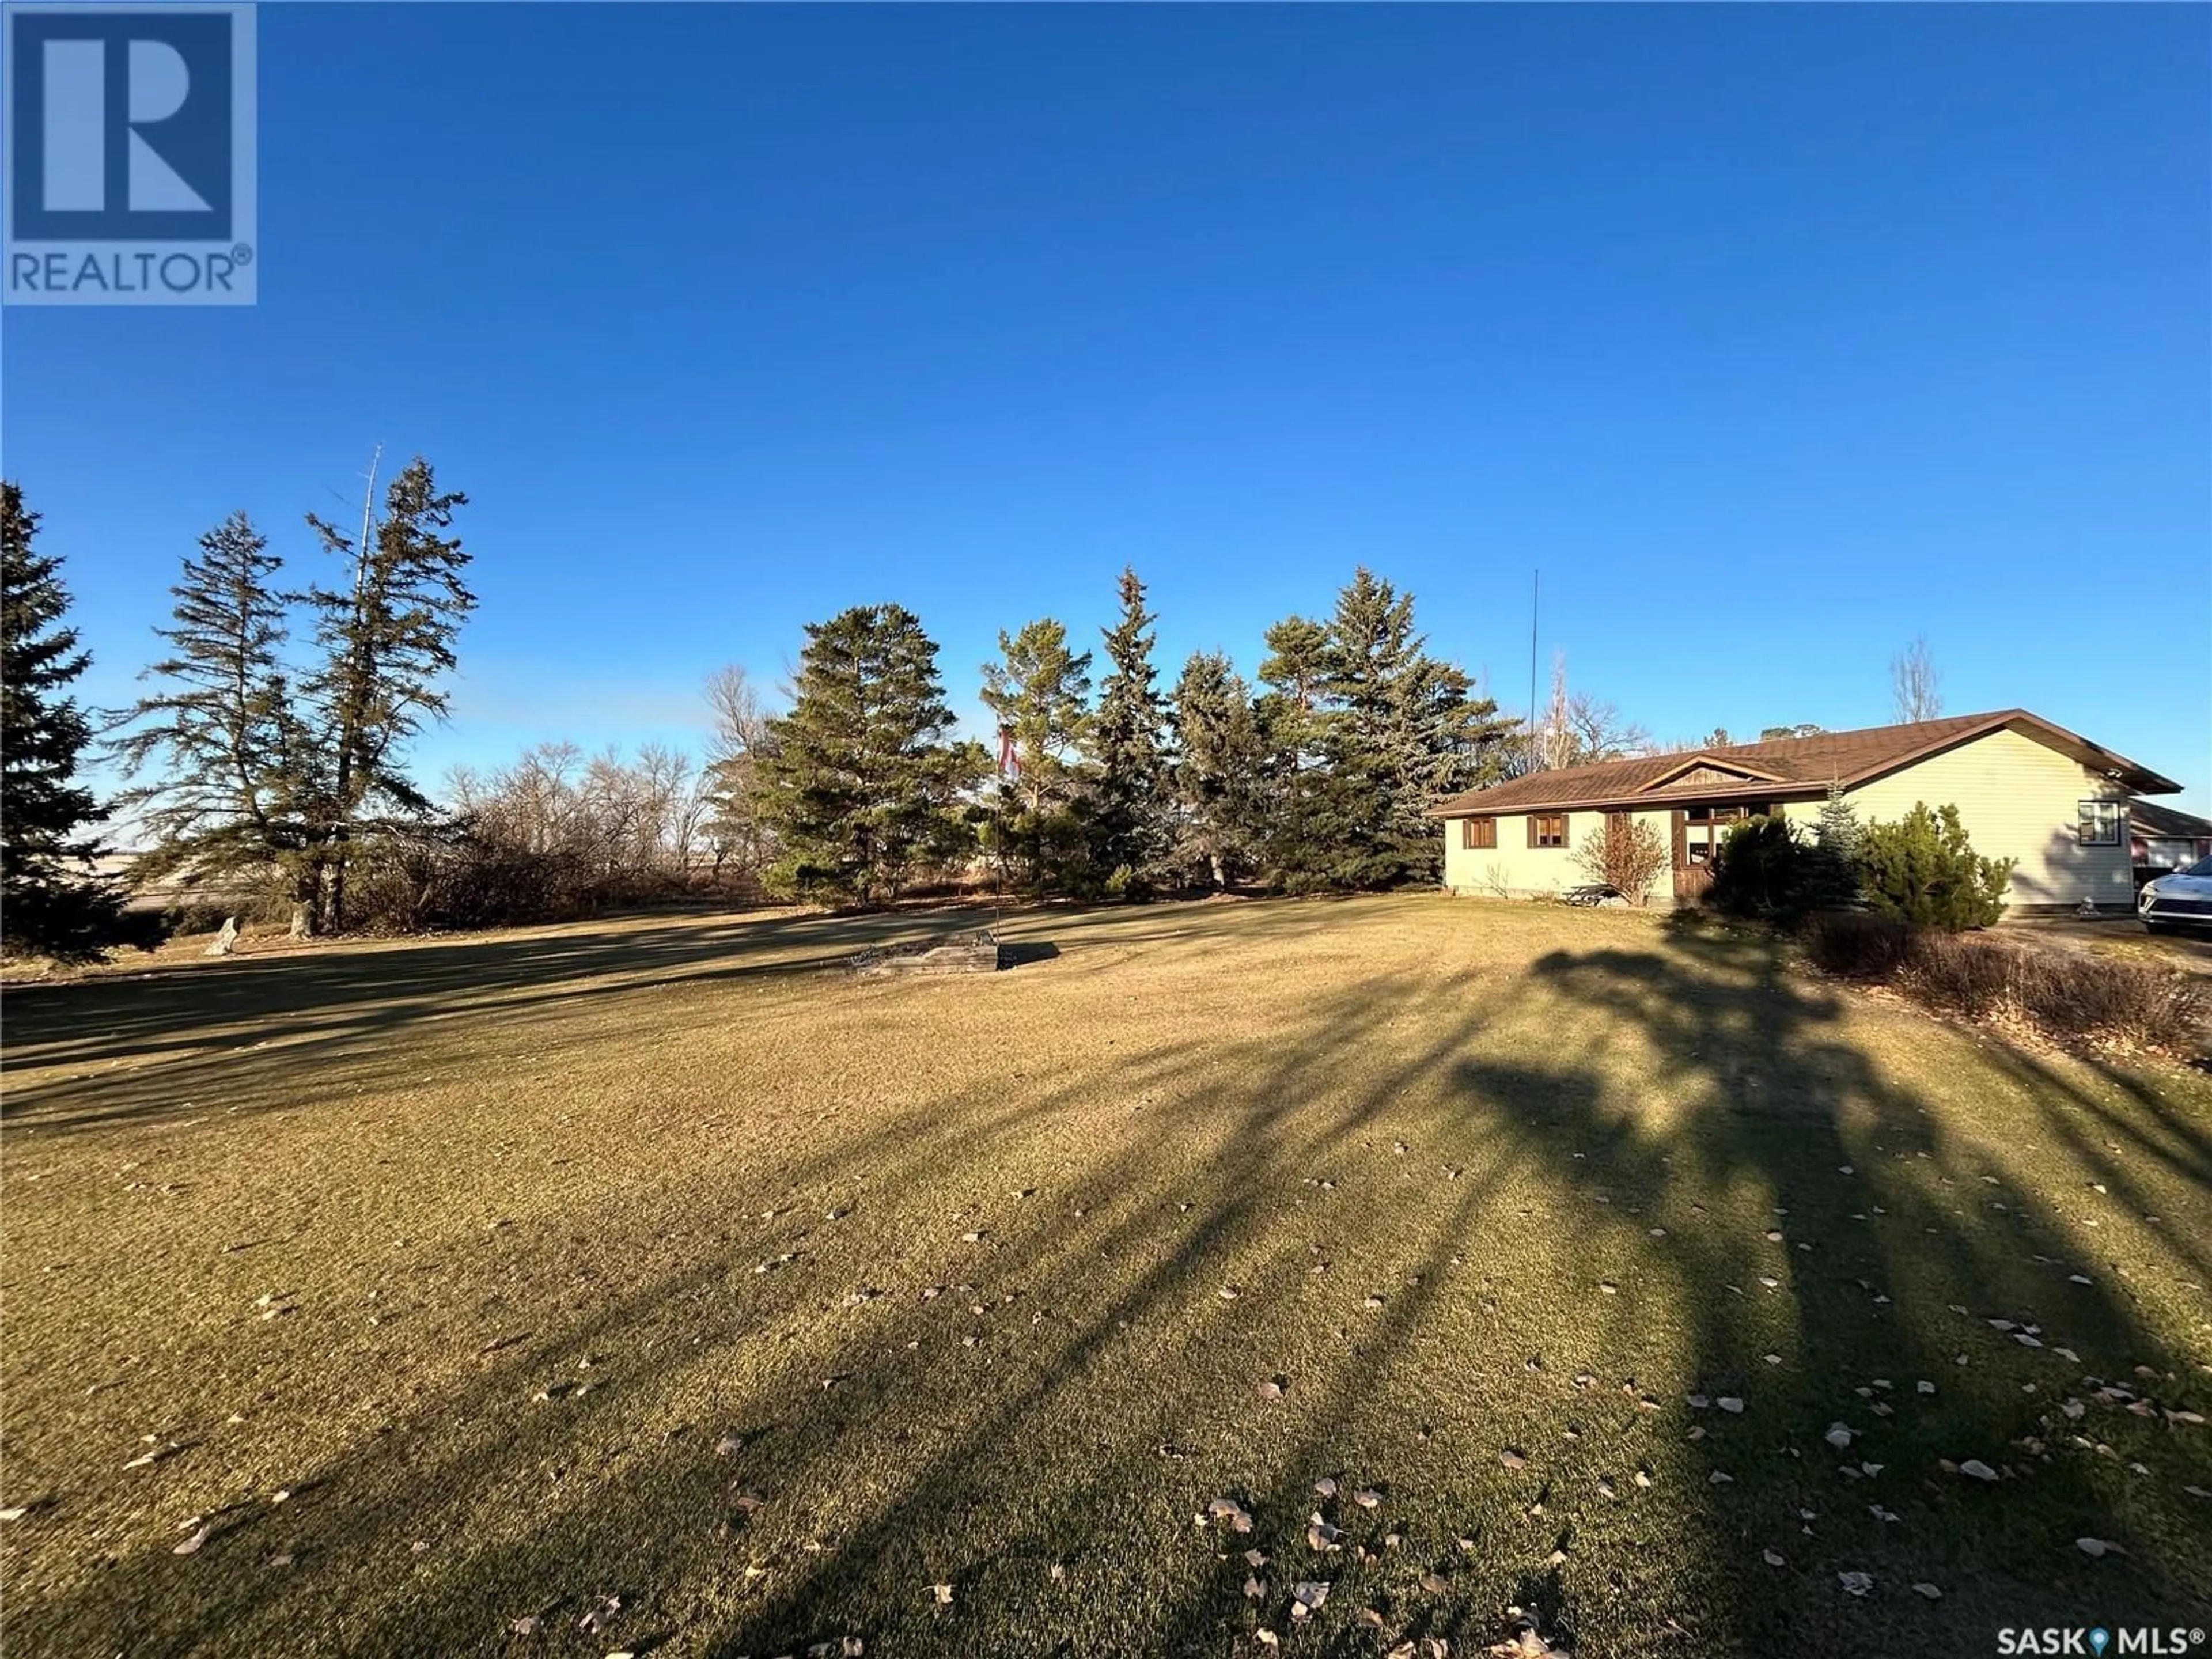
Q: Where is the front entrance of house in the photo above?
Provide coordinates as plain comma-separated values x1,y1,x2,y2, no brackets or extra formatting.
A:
1671,804,1764,902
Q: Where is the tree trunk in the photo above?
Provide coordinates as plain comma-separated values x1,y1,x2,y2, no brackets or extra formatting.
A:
289,899,314,938
1209,851,1226,890
321,830,350,933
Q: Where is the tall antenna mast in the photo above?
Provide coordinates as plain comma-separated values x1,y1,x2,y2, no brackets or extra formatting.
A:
1528,568,1541,767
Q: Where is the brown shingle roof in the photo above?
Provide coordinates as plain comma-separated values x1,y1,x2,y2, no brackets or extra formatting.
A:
1431,709,2181,818
2130,797,2212,839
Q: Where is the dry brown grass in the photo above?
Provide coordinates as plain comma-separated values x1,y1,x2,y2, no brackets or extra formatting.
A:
3,896,2209,1657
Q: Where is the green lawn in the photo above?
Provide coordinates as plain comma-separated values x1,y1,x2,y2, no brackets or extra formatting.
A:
3,896,2208,1657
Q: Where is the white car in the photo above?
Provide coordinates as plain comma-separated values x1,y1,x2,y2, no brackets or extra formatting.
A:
2138,854,2212,934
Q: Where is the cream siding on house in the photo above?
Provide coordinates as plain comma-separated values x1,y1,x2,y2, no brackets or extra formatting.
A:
1441,728,2135,911
1442,808,1680,902
1841,728,2131,910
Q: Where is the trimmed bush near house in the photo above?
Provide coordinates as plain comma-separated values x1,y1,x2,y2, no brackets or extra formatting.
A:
1856,802,2012,931
1707,815,1805,919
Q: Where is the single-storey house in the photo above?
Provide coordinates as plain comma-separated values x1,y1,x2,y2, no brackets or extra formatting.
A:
1430,709,2185,915
2130,798,2212,877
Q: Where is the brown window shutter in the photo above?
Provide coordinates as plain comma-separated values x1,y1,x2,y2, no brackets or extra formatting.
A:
1527,815,1538,849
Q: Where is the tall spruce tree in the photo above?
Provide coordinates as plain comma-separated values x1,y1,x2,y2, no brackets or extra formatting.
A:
1086,567,1169,893
1314,569,1421,887
980,617,1093,894
759,604,980,904
1797,778,1865,911
1,483,134,960
1253,614,1335,889
301,456,474,931
1391,652,1516,879
112,512,318,906
1168,649,1268,889
1257,570,1514,891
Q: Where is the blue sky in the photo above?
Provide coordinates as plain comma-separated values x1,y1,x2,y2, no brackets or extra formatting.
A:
6,4,2208,809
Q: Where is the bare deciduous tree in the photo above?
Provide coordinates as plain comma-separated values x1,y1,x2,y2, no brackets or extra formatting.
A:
700,665,777,882
1573,816,1669,904
1890,635,1942,724
704,664,771,768
1531,654,1652,771
1565,693,1652,765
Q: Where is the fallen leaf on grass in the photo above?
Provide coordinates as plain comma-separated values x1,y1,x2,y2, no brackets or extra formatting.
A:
1718,1397,1745,1414
578,1598,623,1635
2075,1538,2124,1559
1913,1582,1942,1599
931,1582,955,1604
1206,1498,1255,1533
1958,1460,1999,1482
1762,1549,1785,1567
1838,1571,1873,1597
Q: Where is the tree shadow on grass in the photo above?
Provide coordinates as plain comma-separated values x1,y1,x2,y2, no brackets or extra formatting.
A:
14,951,1571,1657
1455,930,2212,1650
0,902,1322,1137
7,911,2207,1657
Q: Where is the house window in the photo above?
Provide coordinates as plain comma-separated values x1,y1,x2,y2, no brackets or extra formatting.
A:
2077,801,2122,846
1461,817,1496,850
1531,813,1567,849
